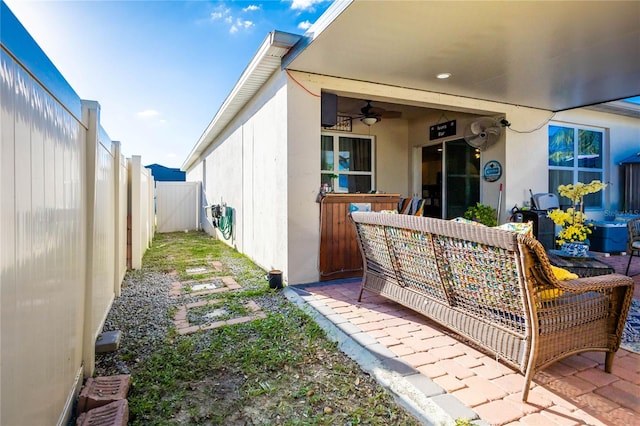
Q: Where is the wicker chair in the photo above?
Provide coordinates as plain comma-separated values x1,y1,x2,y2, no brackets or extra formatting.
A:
350,211,634,401
626,218,640,275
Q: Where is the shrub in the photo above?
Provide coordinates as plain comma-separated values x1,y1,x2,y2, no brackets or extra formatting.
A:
463,202,497,227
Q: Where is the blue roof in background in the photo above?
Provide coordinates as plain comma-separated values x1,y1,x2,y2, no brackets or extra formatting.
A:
145,164,186,182
620,152,640,164
622,96,640,105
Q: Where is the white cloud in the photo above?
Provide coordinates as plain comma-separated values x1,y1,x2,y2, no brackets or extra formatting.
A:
291,0,324,11
230,19,254,34
298,20,312,30
136,110,167,126
209,3,255,34
210,7,231,21
137,109,160,117
239,19,254,29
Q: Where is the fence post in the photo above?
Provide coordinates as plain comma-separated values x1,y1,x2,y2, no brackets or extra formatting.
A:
149,170,156,242
81,100,99,378
112,141,123,297
196,181,202,230
130,155,143,269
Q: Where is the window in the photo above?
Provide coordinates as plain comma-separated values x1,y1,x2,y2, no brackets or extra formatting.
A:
548,124,605,209
321,133,374,193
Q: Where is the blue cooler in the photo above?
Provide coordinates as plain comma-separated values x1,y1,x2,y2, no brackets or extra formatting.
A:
589,221,627,253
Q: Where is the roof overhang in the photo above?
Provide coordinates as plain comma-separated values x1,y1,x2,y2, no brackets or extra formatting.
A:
285,0,640,113
182,31,300,171
184,1,640,171
586,99,640,119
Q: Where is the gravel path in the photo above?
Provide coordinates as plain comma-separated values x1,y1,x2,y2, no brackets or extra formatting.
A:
94,265,289,377
95,271,177,376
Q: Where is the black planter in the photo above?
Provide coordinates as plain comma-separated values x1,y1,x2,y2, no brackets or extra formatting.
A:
266,270,283,289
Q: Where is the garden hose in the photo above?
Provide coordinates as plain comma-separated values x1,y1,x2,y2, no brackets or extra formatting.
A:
219,206,233,240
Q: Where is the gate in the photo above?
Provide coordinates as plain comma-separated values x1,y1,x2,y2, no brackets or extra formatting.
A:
156,182,201,232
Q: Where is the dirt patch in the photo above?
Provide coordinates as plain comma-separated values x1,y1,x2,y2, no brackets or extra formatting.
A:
172,371,245,424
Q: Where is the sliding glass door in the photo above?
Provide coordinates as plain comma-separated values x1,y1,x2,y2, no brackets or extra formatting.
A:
445,139,480,218
421,139,480,219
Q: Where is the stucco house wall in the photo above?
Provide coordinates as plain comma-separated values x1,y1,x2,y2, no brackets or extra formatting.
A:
550,108,639,217
188,67,638,284
285,74,321,284
189,70,291,279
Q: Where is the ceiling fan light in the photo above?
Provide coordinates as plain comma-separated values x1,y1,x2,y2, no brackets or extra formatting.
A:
361,116,379,126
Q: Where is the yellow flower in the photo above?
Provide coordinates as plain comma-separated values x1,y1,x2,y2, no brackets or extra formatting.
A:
548,180,606,244
557,180,607,204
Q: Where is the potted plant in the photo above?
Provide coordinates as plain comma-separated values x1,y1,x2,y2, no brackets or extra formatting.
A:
463,202,497,227
327,173,339,192
547,180,607,256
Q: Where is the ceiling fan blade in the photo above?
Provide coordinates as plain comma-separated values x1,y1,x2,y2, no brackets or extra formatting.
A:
368,106,385,116
382,110,402,119
356,100,402,120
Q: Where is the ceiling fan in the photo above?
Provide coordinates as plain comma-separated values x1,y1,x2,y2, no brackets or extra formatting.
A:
356,100,402,125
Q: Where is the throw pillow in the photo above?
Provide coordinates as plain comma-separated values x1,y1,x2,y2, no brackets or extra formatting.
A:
551,265,578,281
539,266,578,301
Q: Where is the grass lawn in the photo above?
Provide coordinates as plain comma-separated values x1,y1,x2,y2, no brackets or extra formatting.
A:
103,231,421,425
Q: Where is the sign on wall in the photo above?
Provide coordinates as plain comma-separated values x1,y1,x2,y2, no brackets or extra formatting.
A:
483,160,503,182
429,120,456,140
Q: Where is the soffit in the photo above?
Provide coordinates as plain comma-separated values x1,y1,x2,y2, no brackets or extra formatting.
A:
286,1,640,112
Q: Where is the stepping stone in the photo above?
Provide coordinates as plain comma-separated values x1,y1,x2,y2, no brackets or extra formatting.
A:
191,281,222,292
204,308,228,319
185,266,210,275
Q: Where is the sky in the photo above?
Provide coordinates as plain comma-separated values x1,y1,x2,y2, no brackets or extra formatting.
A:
4,0,334,168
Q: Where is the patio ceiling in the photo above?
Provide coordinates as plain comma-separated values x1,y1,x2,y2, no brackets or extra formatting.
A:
285,1,640,112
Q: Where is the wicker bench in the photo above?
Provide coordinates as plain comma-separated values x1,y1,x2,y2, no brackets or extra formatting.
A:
350,212,634,401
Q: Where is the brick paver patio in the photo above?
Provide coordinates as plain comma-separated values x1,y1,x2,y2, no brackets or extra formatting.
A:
296,253,639,425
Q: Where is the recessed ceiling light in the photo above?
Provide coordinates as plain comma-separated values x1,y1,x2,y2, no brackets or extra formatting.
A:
436,73,451,79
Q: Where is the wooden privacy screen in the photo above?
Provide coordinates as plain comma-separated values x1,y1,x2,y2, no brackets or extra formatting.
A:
319,194,400,281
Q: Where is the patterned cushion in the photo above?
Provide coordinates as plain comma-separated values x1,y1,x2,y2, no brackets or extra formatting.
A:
451,217,486,226
494,221,534,237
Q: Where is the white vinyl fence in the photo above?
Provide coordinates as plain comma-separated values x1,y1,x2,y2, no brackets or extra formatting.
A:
129,156,155,269
156,181,201,232
1,5,154,425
